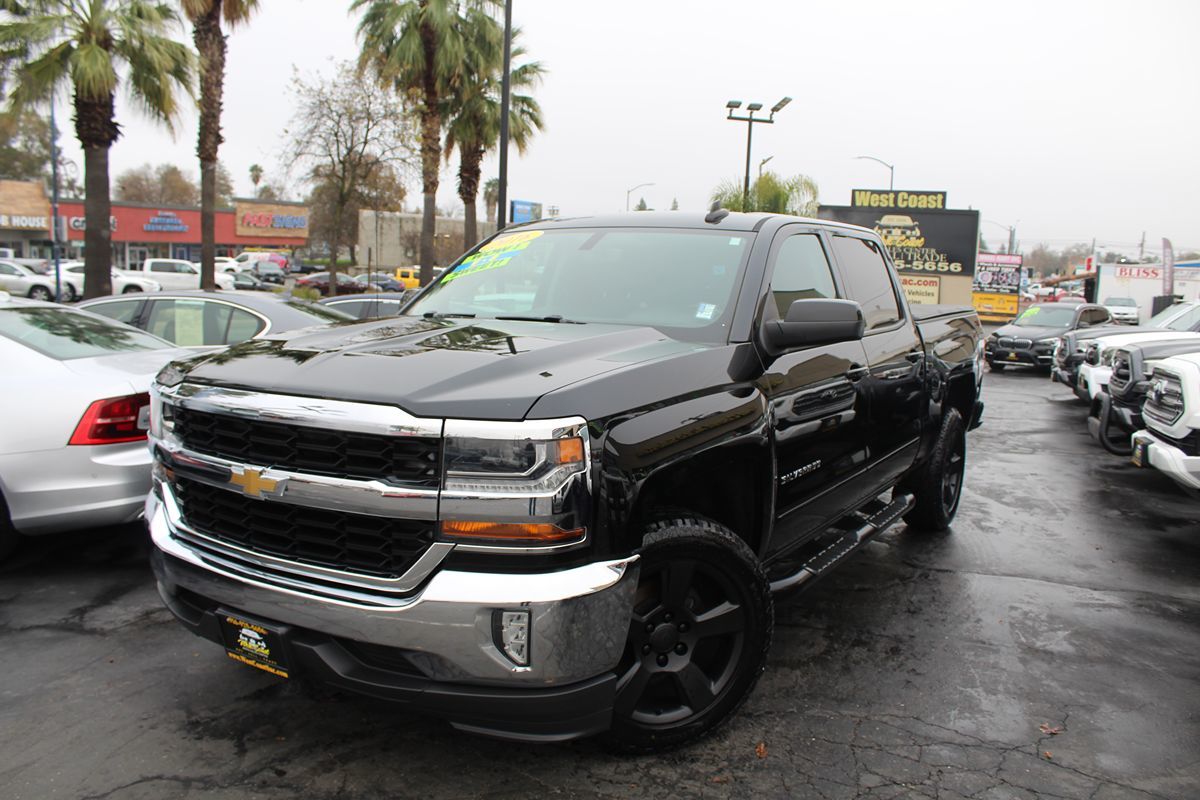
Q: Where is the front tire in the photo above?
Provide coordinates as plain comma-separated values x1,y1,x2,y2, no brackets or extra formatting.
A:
604,517,772,753
904,407,967,532
28,285,52,302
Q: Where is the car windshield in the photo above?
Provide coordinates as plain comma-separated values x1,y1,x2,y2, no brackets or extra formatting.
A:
1147,303,1188,327
406,227,754,342
1104,297,1135,306
0,306,171,360
1011,305,1076,327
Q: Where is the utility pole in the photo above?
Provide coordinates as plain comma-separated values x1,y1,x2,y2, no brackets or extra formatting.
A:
1138,231,1145,261
495,0,513,230
49,92,62,302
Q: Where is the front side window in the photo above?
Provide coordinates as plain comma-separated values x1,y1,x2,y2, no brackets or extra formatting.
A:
830,235,900,331
0,307,170,359
768,233,838,317
1164,305,1200,331
0,262,19,276
407,228,755,343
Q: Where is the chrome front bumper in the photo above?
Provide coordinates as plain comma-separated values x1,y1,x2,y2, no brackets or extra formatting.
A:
147,490,639,687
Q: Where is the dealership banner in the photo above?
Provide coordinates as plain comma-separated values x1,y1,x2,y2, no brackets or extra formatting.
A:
818,203,980,279
971,253,1023,321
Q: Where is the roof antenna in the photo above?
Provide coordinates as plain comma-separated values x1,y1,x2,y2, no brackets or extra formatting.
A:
705,200,729,224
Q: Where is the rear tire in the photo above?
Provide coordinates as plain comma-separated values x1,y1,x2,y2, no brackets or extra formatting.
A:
61,283,77,302
28,285,52,302
122,286,142,294
903,408,967,532
603,517,772,754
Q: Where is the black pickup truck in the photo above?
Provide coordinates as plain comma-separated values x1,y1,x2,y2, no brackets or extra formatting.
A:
146,212,984,751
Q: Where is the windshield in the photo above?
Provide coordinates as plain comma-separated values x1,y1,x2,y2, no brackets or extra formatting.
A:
1012,305,1076,327
0,306,172,360
1104,297,1135,306
407,228,754,342
1148,302,1187,327
1162,304,1200,332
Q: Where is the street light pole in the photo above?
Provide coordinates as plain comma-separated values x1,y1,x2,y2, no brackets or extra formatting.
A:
854,155,894,190
49,91,62,302
758,155,773,179
625,182,655,212
983,219,1020,254
725,97,791,211
495,0,513,230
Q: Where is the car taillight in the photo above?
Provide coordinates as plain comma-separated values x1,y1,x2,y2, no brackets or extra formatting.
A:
69,393,151,445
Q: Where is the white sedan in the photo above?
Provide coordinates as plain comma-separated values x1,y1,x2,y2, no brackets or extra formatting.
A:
0,294,192,560
0,259,82,302
57,261,162,294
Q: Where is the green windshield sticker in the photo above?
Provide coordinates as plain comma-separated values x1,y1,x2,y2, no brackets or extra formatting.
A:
444,230,543,283
1020,307,1040,318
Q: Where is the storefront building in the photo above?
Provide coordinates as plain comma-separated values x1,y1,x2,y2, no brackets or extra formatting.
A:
58,197,309,266
0,180,53,257
0,180,308,265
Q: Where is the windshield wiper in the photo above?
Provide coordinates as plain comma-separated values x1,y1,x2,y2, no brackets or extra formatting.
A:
422,311,476,320
494,314,584,324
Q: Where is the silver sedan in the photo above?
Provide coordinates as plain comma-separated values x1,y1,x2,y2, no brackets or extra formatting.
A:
0,295,192,559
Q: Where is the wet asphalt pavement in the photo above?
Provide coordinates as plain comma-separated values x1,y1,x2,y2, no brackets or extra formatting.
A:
2,367,1198,800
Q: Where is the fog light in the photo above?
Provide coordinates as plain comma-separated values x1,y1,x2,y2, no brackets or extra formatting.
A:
495,610,530,667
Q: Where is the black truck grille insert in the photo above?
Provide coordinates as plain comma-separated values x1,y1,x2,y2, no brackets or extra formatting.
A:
173,477,434,578
173,407,440,486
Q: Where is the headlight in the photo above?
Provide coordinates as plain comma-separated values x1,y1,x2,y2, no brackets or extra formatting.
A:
440,418,591,548
1100,346,1117,366
1036,338,1057,346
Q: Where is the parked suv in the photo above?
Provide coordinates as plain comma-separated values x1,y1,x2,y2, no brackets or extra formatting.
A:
145,212,983,751
986,302,1111,371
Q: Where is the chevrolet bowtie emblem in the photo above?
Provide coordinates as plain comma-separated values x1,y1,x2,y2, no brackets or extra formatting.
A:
229,468,279,498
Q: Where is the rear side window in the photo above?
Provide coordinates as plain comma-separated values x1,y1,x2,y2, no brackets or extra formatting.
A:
145,299,265,346
84,299,143,325
830,235,901,331
0,307,169,359
768,233,838,317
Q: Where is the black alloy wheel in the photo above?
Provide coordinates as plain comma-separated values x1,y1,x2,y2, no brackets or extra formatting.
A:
605,518,772,753
903,407,967,532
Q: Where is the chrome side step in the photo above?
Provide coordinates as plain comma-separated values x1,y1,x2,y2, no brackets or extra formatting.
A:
768,492,915,595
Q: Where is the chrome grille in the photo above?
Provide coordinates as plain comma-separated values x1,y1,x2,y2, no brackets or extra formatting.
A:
1108,351,1133,395
173,406,441,487
1013,338,1033,349
173,477,435,578
997,336,1014,348
1143,369,1185,427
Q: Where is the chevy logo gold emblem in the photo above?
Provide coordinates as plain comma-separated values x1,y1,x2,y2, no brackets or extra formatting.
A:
229,468,280,498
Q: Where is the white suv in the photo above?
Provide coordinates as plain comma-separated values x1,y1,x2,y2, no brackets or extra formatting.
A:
1131,352,1200,492
126,259,234,291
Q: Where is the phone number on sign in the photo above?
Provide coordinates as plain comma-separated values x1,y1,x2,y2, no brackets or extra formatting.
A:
899,260,963,273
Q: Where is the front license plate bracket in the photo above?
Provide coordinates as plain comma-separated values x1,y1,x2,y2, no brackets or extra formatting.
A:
217,611,292,679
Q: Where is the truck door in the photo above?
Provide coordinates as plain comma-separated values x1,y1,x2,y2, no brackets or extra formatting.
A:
828,233,923,490
756,227,873,557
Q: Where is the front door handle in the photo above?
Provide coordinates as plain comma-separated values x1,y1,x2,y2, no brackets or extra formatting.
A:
905,350,925,363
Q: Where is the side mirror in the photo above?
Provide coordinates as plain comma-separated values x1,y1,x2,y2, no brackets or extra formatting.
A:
762,298,866,356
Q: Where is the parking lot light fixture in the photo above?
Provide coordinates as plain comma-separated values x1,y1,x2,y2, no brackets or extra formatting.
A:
854,155,895,191
726,96,791,210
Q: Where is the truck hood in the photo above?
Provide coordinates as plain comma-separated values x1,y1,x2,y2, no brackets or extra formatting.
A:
173,316,711,420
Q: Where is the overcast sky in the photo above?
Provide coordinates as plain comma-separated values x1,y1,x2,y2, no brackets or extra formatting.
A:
52,0,1200,255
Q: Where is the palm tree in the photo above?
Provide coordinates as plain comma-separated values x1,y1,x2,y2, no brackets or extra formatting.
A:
710,171,820,217
0,1,193,299
444,18,543,250
183,0,259,290
249,162,263,194
483,176,499,223
355,0,482,286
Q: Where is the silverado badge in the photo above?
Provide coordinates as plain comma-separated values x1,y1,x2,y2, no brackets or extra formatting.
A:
229,467,282,499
